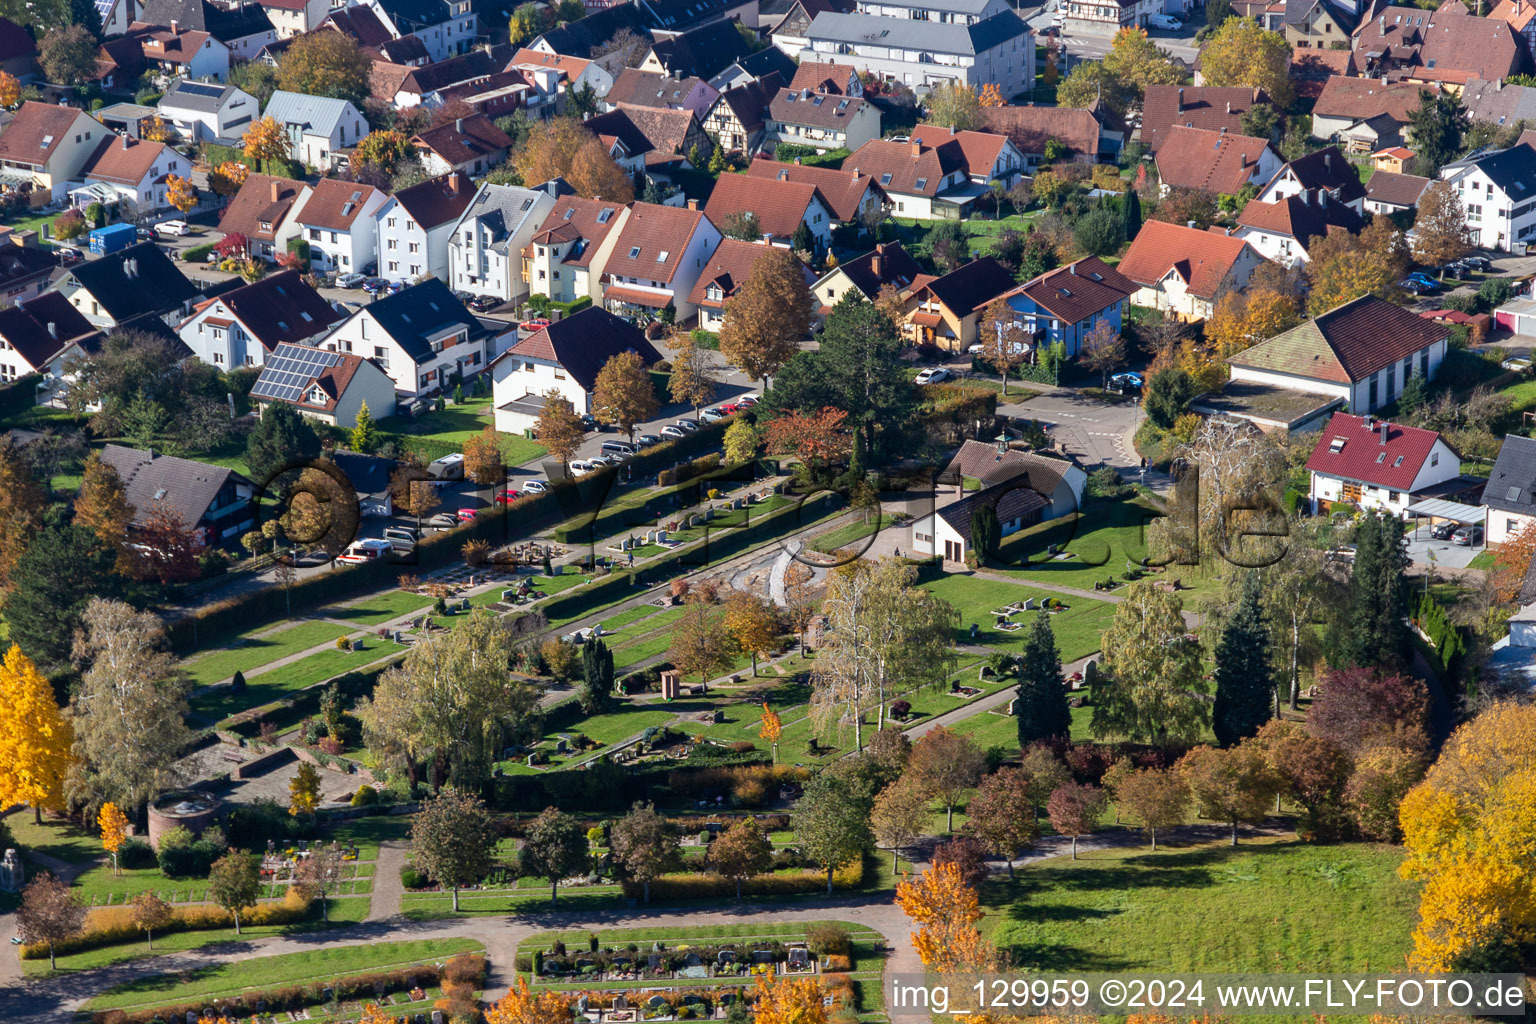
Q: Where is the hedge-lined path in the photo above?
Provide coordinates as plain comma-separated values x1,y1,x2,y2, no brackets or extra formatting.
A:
0,838,94,989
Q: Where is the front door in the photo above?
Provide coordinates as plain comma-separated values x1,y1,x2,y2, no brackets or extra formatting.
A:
1342,481,1362,503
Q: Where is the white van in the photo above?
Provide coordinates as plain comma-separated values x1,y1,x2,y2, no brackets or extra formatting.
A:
382,526,417,553
427,453,465,481
337,538,393,564
600,440,636,460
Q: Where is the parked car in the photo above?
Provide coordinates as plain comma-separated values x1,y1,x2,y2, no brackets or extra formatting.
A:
135,226,153,240
636,433,662,448
521,479,548,494
675,419,699,432
1147,13,1181,28
1406,272,1440,288
661,425,688,440
736,394,759,407
494,488,521,504
467,294,499,312
1461,254,1494,272
1398,278,1431,295
154,220,189,237
456,508,478,521
701,407,727,422
580,413,600,432
386,280,407,295
1429,521,1460,540
1108,371,1143,394
914,367,950,384
570,459,599,475
55,246,82,264
520,316,552,333
426,512,460,530
382,526,418,553
363,277,388,294
1452,524,1484,546
336,272,366,288
337,538,393,564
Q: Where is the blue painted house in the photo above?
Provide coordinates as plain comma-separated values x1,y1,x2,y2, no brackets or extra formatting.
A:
1002,256,1136,359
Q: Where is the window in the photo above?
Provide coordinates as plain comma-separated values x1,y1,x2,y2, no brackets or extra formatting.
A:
309,228,320,240
1389,491,1401,503
1430,451,1439,467
387,239,397,250
629,246,641,258
1511,519,1520,533
388,217,396,228
554,367,566,378
329,231,337,243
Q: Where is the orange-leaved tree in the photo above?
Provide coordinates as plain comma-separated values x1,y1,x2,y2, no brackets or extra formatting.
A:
753,973,830,1024
759,703,783,762
166,174,197,213
1491,520,1536,603
242,116,290,165
99,802,131,875
484,977,572,1024
895,860,998,973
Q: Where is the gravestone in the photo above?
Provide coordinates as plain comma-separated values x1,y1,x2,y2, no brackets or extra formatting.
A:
502,589,517,602
615,995,629,1011
683,952,703,966
1022,598,1035,610
1005,697,1019,715
752,949,776,964
660,669,682,700
647,953,664,971
186,1013,198,1024
433,1011,447,1024
0,848,22,891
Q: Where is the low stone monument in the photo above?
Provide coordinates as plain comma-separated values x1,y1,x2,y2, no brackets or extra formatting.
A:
0,848,23,892
660,669,682,700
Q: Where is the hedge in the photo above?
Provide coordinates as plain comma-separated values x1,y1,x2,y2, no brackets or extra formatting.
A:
22,888,312,960
0,372,42,423
91,954,484,1024
637,855,863,900
182,242,217,264
551,446,749,544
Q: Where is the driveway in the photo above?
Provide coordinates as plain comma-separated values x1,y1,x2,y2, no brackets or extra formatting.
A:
1405,528,1484,570
999,388,1143,470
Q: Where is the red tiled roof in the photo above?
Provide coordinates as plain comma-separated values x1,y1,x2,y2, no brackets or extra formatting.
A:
295,177,382,231
508,48,592,79
1141,86,1264,153
82,134,172,186
788,60,858,95
844,137,964,197
975,105,1099,159
1005,256,1136,324
392,172,475,228
410,113,512,167
743,157,880,222
909,123,1007,176
1313,76,1431,123
220,173,305,242
605,202,708,285
1230,294,1448,383
1154,125,1273,193
1237,189,1363,251
1490,0,1536,32
1305,412,1443,489
703,174,816,241
0,102,93,167
1117,220,1257,300
603,284,674,308
686,238,784,308
527,195,627,267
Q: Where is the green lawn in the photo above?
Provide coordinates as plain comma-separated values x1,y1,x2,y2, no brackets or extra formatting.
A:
183,620,358,688
331,589,435,627
5,811,101,869
82,938,483,1012
192,641,394,722
952,702,1095,753
984,839,1418,973
918,574,1117,661
374,396,547,464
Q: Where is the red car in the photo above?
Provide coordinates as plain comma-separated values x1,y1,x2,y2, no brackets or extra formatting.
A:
494,488,520,504
519,317,551,333
456,508,479,521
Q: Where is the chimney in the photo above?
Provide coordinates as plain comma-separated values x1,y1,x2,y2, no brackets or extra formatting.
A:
1225,101,1231,113
1068,262,1076,275
1187,219,1197,228
1379,421,1389,445
1177,86,1184,112
673,68,683,80
455,117,463,133
120,133,129,149
46,321,56,339
687,197,699,210
271,180,282,202
871,253,882,277
910,140,921,159
448,172,463,194
1319,188,1328,206
949,124,958,135
170,17,178,32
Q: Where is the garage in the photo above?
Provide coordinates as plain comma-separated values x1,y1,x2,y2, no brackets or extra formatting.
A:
1494,297,1536,335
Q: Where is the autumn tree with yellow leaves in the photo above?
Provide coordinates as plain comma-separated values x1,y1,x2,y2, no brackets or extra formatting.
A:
753,973,830,1024
142,115,170,142
896,860,998,974
1305,218,1409,315
242,116,291,166
759,703,783,763
0,645,73,823
484,977,572,1024
0,70,19,109
208,160,250,197
514,118,633,203
166,174,197,213
1399,701,1536,971
99,802,131,875
1206,287,1301,359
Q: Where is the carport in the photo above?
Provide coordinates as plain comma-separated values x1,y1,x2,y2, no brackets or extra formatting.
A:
1405,497,1486,538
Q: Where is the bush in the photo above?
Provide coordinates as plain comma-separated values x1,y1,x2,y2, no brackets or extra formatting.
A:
400,865,426,889
638,856,864,900
182,241,217,263
806,922,853,958
823,954,852,972
24,888,311,960
351,784,378,806
117,838,156,870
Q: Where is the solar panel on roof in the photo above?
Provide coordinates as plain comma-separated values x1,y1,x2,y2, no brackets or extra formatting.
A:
176,82,225,98
251,344,342,403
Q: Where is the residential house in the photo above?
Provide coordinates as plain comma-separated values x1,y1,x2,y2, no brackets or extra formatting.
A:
528,3,652,75
1256,145,1366,211
709,47,798,92
156,80,259,142
287,179,388,275
703,74,783,154
508,48,615,106
383,51,500,108
375,172,477,284
808,240,923,315
911,443,1085,565
1311,76,1432,144
249,342,398,428
429,64,561,121
0,17,35,82
686,238,814,331
178,269,345,369
601,201,723,320
263,91,368,172
95,102,159,138
74,134,191,213
257,0,330,37
1352,1,1528,86
1483,433,1536,545
1117,220,1264,322
1235,188,1364,266
490,306,662,433
1490,0,1536,66
1440,142,1536,251
605,68,719,119
744,157,887,230
766,0,852,56
703,173,833,247
1459,77,1536,131
134,23,230,81
764,86,880,153
843,126,1023,219
639,0,757,33
219,173,307,261
586,104,714,177
57,242,199,328
1365,169,1432,213
639,20,750,81
366,0,478,61
901,256,1015,351
1153,126,1281,196
1372,146,1415,173
98,443,254,544
1306,412,1461,516
1228,293,1450,412
1140,86,1268,154
1285,0,1365,50
997,256,1135,359
522,195,632,304
0,292,100,385
0,239,61,310
320,4,398,53
410,114,513,177
800,5,1034,97
446,183,557,303
974,105,1101,168
0,103,106,202
1290,47,1358,101
788,59,862,96
137,0,277,60
321,278,490,398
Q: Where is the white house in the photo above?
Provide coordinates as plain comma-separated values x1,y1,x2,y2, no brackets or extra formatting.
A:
76,135,192,212
446,182,556,304
1306,412,1461,517
257,0,330,38
687,238,815,331
287,178,388,275
841,128,1022,220
1440,142,1536,252
320,278,492,399
909,443,1085,565
374,172,477,284
411,115,514,178
0,103,107,202
522,195,632,305
600,202,723,321
137,24,230,82
1254,145,1367,212
1484,433,1536,546
1228,294,1450,413
1116,220,1264,322
178,269,345,369
1233,188,1364,267
489,306,663,433
0,291,100,388
249,342,398,428
263,91,368,172
157,80,259,143
366,0,478,62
